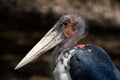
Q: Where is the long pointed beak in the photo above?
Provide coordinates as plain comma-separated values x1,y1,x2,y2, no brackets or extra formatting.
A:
15,25,63,70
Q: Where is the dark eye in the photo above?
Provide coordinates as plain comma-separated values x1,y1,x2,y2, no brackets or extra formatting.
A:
63,22,69,26
61,22,69,29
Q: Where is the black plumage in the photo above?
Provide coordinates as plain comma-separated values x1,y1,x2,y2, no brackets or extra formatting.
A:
69,44,120,80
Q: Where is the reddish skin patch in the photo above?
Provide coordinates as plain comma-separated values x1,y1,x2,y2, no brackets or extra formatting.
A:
77,44,86,48
64,26,74,38
63,17,75,38
69,17,74,23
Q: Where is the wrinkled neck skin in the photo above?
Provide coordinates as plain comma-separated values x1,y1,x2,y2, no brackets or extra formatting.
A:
50,32,85,77
50,41,77,80
50,23,87,79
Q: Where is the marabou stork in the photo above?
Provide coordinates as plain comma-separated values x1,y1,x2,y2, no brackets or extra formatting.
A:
15,14,120,80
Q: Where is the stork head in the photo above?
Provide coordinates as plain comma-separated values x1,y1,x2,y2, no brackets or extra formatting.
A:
15,14,88,69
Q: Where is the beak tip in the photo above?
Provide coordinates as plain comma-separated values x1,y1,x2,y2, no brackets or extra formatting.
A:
14,66,19,70
14,62,23,70
14,58,28,70
14,26,63,70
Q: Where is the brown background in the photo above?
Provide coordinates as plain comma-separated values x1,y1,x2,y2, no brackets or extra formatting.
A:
0,0,120,80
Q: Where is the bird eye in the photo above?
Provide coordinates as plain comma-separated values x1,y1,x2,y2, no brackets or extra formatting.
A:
61,22,69,29
63,22,68,26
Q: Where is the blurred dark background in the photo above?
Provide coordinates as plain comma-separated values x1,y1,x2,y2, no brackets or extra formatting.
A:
0,0,120,80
